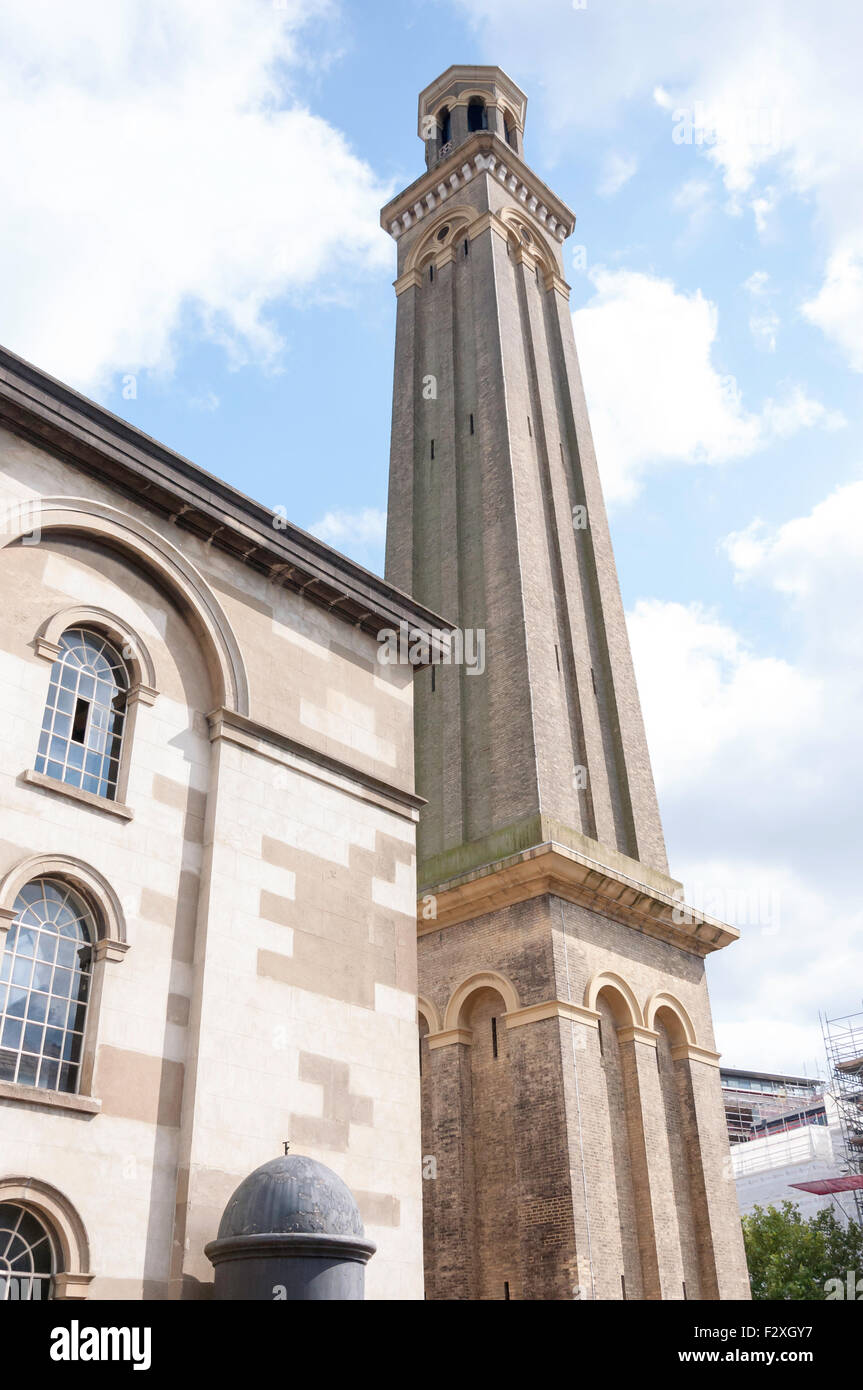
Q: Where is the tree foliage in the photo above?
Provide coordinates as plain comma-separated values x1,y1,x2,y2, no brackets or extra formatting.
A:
742,1199,863,1299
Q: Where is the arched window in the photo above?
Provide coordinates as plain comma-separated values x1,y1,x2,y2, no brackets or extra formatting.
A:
35,628,129,800
504,116,517,149
468,98,488,133
439,107,451,145
0,1204,55,1300
0,878,94,1094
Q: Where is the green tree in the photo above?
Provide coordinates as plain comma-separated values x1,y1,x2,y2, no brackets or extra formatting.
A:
742,1199,863,1299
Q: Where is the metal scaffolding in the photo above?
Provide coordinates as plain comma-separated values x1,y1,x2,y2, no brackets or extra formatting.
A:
821,1007,863,1224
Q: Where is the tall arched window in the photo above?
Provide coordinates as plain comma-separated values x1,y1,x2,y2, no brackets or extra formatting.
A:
0,878,94,1094
467,98,488,132
35,628,129,800
504,115,517,149
0,1204,55,1300
439,106,451,145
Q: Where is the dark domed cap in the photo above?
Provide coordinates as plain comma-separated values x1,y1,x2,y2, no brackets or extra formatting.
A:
217,1155,365,1241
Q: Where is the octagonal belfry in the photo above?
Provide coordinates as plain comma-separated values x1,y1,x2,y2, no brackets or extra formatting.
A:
205,1155,375,1301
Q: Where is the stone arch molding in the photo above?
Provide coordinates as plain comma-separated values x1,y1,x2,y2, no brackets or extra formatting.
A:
444,969,521,1031
583,972,705,1049
0,1176,92,1298
644,991,697,1047
0,497,249,715
0,853,128,960
406,205,481,274
583,970,645,1029
35,604,159,697
499,207,556,274
417,994,443,1034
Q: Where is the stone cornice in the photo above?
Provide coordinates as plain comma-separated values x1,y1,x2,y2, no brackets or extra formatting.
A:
381,132,576,243
427,1027,473,1049
0,346,454,652
207,706,425,822
417,840,740,956
617,1025,660,1047
505,1000,601,1031
671,1043,722,1067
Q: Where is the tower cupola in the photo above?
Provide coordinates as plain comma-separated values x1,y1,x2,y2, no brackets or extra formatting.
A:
419,64,527,168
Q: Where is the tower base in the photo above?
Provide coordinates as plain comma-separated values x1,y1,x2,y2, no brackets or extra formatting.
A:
417,871,750,1301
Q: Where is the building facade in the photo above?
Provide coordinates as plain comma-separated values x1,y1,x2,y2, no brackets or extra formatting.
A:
0,347,445,1299
383,66,751,1300
723,1066,858,1227
721,1067,826,1146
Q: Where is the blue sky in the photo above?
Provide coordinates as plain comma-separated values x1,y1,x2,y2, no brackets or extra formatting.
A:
2,0,861,1077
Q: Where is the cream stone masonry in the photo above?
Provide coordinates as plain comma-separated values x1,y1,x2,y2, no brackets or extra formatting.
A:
386,67,751,1300
0,345,449,1301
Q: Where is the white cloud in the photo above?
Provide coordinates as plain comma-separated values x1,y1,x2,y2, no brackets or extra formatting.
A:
802,247,863,372
309,506,387,556
725,480,863,658
759,388,845,438
189,391,220,413
743,270,779,350
597,151,637,197
744,272,770,297
748,309,779,352
750,186,778,237
0,0,392,392
573,268,835,502
627,598,820,791
452,0,863,369
627,482,863,1070
671,178,714,240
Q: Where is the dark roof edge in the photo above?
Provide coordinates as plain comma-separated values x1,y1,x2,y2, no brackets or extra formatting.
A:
0,344,454,649
720,1066,823,1087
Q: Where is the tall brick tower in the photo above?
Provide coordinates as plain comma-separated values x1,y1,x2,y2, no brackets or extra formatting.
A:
382,66,750,1301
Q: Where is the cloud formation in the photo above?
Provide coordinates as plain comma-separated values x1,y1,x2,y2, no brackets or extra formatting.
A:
0,0,392,393
597,151,637,197
628,480,863,1071
309,506,387,569
453,0,863,370
573,269,837,503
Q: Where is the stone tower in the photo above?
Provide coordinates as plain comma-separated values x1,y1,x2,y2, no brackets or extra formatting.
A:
382,65,750,1301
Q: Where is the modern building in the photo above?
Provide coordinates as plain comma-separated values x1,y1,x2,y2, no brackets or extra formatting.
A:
721,1068,827,1146
384,66,750,1300
720,1067,858,1226
731,1116,852,1225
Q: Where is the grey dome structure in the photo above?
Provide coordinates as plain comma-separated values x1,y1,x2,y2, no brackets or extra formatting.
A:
205,1155,375,1301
